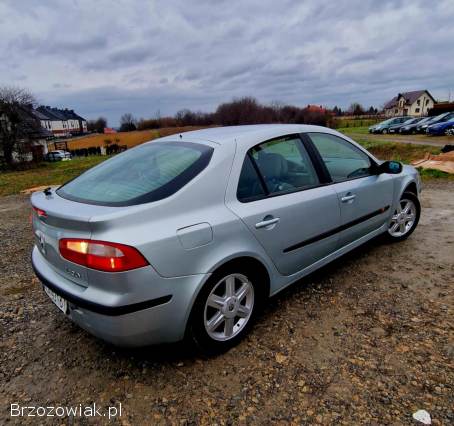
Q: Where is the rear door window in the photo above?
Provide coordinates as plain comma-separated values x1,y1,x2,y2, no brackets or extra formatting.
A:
57,142,213,206
237,135,319,201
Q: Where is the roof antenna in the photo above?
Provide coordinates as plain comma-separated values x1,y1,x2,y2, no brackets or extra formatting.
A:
179,134,182,139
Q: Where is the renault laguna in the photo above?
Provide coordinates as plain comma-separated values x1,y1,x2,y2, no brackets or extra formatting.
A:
31,125,421,353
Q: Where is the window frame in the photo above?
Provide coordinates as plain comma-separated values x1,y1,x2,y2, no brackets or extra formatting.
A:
305,132,379,184
236,131,381,203
236,133,330,203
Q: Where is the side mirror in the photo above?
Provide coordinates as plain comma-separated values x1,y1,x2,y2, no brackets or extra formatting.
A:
378,160,403,174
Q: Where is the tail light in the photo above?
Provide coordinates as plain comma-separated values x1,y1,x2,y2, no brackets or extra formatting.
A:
59,239,149,272
32,206,47,218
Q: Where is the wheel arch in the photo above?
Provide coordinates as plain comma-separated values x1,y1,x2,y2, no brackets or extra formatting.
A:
208,256,271,298
183,255,271,340
403,181,418,196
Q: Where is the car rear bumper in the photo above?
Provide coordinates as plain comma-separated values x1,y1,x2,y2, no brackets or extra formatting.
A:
32,246,209,347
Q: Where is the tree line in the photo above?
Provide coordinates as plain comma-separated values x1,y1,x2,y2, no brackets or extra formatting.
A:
1,84,380,169
89,98,380,133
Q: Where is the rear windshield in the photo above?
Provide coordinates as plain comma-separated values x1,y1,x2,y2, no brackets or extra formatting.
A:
57,142,213,206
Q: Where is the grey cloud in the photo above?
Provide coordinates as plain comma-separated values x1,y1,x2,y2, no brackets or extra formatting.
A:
12,33,108,55
1,0,453,125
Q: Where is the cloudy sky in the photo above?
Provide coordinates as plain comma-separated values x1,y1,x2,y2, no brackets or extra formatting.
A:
1,0,453,125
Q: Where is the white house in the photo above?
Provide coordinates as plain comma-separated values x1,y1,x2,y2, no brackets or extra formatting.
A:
36,106,87,137
383,90,436,117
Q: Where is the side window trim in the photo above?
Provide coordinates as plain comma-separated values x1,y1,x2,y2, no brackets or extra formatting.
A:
299,133,332,184
306,132,379,184
237,133,325,203
247,151,269,196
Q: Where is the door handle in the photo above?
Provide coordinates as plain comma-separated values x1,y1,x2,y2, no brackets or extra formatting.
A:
255,217,280,229
341,193,356,203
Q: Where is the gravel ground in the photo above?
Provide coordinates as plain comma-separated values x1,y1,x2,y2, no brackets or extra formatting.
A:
0,182,453,425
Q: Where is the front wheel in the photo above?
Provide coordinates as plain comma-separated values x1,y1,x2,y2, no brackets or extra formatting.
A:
386,192,420,242
188,266,264,355
382,128,388,134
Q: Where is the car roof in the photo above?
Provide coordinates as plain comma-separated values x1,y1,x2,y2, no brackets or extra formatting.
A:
155,124,338,146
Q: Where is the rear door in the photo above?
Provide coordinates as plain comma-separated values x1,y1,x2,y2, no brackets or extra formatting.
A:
307,132,394,248
226,134,341,276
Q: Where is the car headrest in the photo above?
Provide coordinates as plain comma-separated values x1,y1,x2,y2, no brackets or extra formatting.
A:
257,152,287,179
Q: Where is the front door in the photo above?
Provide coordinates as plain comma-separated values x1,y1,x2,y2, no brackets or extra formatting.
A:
307,132,394,248
227,135,341,276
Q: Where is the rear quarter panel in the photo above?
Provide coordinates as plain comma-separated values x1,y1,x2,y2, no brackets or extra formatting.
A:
88,139,273,279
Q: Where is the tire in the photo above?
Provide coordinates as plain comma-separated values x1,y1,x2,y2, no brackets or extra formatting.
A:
187,263,266,355
385,191,420,242
382,129,388,134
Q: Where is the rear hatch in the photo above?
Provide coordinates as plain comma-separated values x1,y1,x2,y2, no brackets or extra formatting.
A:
31,141,215,286
31,188,118,288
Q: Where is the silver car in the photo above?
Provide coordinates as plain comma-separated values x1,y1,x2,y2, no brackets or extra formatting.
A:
31,125,421,353
45,150,72,161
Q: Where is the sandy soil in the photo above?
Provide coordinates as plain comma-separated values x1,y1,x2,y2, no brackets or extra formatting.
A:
0,182,453,425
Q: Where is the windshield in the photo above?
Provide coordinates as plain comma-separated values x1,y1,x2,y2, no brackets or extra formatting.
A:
57,142,213,206
432,112,450,121
378,118,395,125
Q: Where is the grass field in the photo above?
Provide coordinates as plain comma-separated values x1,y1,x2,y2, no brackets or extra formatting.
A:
337,126,371,135
0,157,108,196
49,126,209,150
331,118,381,129
1,133,452,197
339,126,454,145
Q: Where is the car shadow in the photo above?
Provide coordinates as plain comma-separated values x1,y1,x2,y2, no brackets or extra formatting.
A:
89,234,387,365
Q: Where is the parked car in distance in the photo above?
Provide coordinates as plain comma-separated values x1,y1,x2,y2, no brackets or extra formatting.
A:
31,125,421,353
388,117,422,134
426,118,454,136
45,150,72,161
416,112,454,133
400,116,433,134
369,117,411,134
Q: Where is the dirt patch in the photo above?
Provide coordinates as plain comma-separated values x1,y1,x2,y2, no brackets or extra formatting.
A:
413,151,454,174
0,182,453,424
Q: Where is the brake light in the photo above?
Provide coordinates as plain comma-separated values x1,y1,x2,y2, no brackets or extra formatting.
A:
59,239,149,272
32,206,47,218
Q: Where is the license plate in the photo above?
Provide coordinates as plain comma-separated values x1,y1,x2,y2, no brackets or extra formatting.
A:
44,286,68,314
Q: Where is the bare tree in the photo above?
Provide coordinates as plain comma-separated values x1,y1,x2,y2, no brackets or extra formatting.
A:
0,86,39,168
119,113,137,132
348,102,365,116
87,117,107,133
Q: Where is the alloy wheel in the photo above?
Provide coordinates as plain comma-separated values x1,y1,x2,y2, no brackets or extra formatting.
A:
204,273,254,341
388,198,417,238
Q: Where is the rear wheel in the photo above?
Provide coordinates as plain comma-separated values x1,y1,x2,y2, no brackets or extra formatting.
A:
188,264,265,355
386,192,420,242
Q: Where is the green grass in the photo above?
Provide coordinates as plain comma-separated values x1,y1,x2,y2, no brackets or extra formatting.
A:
417,168,454,180
354,138,440,163
337,126,371,135
352,138,454,181
0,156,108,196
330,118,381,129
